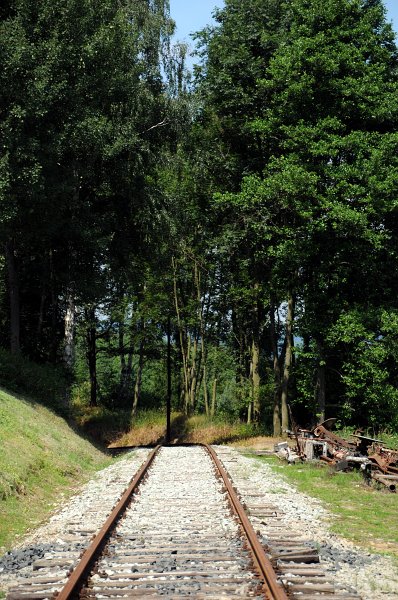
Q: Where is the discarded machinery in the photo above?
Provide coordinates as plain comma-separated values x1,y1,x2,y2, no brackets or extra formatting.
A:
279,419,398,492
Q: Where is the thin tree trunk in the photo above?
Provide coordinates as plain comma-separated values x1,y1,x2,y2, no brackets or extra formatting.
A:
86,307,97,407
119,322,126,383
247,398,253,424
203,363,209,416
5,240,20,354
49,250,58,363
185,333,191,413
281,292,295,435
211,377,217,418
270,303,281,437
251,283,261,422
119,321,133,400
251,336,260,422
189,336,198,412
37,286,46,338
172,256,190,414
64,291,76,373
133,336,145,418
316,340,326,422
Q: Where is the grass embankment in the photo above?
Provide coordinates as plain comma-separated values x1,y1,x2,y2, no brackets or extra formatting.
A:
255,454,398,557
0,387,113,553
105,410,266,447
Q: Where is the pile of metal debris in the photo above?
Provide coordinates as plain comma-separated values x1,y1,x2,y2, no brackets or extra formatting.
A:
275,418,398,492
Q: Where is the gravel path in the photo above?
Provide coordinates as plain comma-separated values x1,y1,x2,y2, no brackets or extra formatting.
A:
217,446,398,600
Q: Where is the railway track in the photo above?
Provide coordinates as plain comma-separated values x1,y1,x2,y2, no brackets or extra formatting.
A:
6,445,361,599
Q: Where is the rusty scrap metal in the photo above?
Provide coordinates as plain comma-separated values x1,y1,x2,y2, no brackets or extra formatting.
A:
280,417,397,491
313,425,353,449
371,472,398,492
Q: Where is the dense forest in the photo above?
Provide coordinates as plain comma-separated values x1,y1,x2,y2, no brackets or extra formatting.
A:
1,0,398,435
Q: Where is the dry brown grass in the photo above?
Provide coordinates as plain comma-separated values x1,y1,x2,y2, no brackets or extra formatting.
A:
110,424,165,447
229,436,281,450
176,423,242,445
108,413,272,448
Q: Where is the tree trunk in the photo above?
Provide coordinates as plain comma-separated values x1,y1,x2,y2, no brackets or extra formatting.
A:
119,321,133,400
119,321,126,384
86,307,97,407
132,336,145,418
270,303,281,437
203,363,209,416
316,341,326,422
172,256,190,414
37,286,46,339
211,377,217,418
5,240,20,354
64,291,76,373
189,336,198,412
281,292,295,435
49,250,58,363
250,282,261,421
251,337,260,422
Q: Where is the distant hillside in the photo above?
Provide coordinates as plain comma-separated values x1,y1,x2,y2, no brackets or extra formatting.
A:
0,387,112,553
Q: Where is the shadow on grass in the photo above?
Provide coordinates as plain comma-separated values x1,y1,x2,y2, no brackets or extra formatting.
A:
168,413,189,443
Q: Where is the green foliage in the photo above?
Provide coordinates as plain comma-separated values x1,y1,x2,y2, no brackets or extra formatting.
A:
195,0,398,430
0,348,67,415
326,309,398,427
1,0,398,433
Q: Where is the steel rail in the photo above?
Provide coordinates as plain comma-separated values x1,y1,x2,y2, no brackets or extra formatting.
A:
203,444,289,600
56,445,161,600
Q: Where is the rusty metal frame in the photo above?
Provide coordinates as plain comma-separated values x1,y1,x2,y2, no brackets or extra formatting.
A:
203,444,288,600
56,445,161,600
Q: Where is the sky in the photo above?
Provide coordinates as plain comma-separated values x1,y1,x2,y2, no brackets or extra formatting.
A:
170,0,398,55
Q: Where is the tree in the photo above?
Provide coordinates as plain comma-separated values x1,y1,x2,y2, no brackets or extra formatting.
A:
195,0,398,430
0,0,176,368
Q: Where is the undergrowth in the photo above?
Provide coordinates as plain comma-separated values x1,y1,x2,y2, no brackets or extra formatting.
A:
0,348,67,416
108,411,267,447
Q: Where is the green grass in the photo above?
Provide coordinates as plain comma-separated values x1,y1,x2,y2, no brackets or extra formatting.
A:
0,387,114,553
256,455,398,557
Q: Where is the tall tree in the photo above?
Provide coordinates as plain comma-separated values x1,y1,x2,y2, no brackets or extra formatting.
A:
195,0,398,430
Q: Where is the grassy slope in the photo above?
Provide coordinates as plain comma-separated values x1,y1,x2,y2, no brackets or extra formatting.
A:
0,387,113,553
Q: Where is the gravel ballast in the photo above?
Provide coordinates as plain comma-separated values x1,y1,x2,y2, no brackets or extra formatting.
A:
217,446,398,600
1,445,397,599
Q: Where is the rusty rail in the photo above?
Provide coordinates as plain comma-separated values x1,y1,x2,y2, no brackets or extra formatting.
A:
56,445,161,600
56,443,288,599
203,444,289,600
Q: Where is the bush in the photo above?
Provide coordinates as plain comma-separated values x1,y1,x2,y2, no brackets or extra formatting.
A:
0,348,68,415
